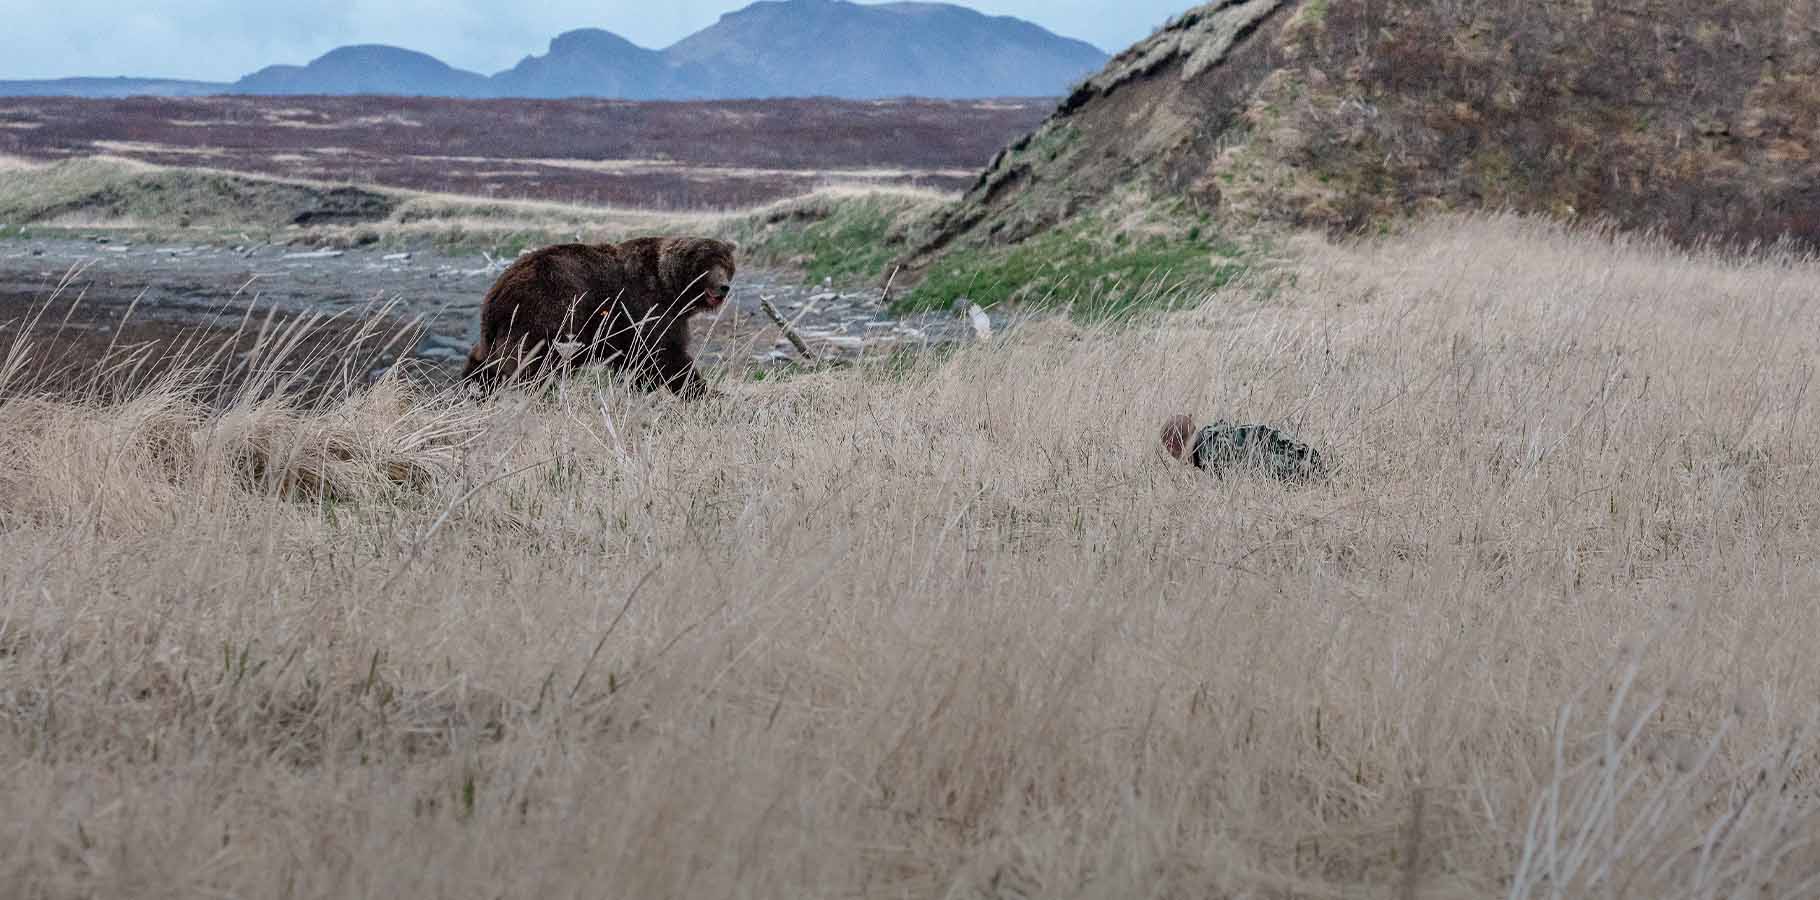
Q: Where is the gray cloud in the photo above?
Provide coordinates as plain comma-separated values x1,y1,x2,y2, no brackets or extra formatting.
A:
6,1,1186,82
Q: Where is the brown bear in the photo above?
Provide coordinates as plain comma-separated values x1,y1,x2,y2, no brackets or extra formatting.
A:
462,236,736,399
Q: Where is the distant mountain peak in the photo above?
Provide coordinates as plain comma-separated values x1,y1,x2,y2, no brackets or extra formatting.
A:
233,44,492,97
493,28,666,100
664,0,1107,99
4,0,1109,101
547,28,654,56
316,44,440,62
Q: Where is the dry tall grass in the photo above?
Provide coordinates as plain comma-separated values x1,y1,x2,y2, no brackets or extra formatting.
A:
2,215,1818,898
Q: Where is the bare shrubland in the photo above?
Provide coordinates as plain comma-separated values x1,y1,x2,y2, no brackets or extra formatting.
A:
0,94,1039,210
2,214,1818,898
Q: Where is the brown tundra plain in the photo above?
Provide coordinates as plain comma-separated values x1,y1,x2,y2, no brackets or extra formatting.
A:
2,212,1818,898
0,95,1047,208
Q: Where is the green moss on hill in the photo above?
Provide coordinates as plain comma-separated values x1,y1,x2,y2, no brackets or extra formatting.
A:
898,213,1254,319
717,190,946,283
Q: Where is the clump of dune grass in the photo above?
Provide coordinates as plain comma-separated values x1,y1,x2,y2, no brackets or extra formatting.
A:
0,286,485,531
1,213,1818,898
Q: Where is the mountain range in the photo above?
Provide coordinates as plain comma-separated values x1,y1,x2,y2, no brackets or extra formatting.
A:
1,0,1109,101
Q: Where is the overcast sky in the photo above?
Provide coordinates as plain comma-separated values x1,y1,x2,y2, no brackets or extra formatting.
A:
8,1,1187,82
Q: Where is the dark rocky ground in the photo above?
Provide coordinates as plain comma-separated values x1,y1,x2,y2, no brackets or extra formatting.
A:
0,235,988,397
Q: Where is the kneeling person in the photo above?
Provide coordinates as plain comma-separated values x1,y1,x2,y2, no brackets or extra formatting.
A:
1162,414,1326,483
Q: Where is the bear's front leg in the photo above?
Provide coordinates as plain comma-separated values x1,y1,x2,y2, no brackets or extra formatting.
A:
662,353,710,399
648,338,709,400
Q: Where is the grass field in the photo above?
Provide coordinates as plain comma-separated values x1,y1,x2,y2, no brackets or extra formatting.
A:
0,154,954,268
2,213,1818,898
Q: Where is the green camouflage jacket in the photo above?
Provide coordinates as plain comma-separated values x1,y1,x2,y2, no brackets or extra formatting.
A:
1190,421,1327,483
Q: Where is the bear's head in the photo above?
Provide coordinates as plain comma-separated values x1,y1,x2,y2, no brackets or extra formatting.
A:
661,237,739,313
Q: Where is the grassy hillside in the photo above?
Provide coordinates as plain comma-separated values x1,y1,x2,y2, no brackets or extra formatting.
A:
3,217,1819,896
1246,0,1820,242
900,0,1820,312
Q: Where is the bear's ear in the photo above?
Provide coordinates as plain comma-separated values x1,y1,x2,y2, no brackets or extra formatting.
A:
662,238,722,295
657,240,683,290
694,238,734,272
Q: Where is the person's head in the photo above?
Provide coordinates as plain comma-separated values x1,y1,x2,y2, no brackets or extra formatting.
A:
1161,414,1195,460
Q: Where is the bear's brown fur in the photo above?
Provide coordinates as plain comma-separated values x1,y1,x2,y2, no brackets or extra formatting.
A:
462,236,736,398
